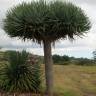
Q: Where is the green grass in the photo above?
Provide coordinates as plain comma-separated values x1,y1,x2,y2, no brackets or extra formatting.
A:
42,65,96,96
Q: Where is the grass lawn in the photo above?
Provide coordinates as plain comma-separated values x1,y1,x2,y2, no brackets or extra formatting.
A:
42,65,96,96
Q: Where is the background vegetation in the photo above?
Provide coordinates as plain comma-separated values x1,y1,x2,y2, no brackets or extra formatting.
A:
52,54,94,66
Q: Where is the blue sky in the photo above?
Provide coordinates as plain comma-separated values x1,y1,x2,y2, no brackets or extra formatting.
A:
0,0,96,58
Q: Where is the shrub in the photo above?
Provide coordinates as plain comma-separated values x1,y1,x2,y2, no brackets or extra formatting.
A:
0,51,41,93
52,55,70,65
76,58,93,66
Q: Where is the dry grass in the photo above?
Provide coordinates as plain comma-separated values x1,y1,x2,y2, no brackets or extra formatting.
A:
51,65,96,96
0,53,96,96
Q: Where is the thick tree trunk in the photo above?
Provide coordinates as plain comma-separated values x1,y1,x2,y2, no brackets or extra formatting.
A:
43,40,53,96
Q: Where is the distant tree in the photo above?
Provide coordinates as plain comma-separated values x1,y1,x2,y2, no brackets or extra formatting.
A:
62,55,70,61
77,58,93,65
52,55,61,64
52,55,70,64
93,50,96,64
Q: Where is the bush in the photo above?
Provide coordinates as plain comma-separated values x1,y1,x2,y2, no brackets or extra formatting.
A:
0,51,41,93
76,58,94,66
52,55,70,65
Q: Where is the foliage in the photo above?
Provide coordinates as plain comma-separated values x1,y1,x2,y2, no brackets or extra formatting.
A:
52,55,62,64
93,50,96,64
4,0,91,43
52,55,70,65
76,58,94,66
52,54,94,65
0,51,41,93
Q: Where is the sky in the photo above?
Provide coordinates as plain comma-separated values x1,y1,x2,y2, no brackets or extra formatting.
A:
0,0,96,58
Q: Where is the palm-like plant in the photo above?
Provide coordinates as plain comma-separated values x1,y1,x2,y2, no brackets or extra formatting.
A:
3,0,91,95
0,51,41,94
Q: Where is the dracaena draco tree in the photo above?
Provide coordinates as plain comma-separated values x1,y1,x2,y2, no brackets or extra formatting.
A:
3,0,91,96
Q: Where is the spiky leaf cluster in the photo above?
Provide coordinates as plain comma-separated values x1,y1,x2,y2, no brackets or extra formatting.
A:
4,0,91,43
0,51,41,93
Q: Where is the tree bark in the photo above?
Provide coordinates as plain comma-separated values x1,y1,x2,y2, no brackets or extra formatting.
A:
43,40,53,96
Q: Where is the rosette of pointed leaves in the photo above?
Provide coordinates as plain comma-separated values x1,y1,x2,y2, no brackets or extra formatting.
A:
0,51,41,93
4,0,91,43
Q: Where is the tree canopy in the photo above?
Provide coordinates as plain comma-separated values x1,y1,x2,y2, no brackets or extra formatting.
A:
4,0,91,44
